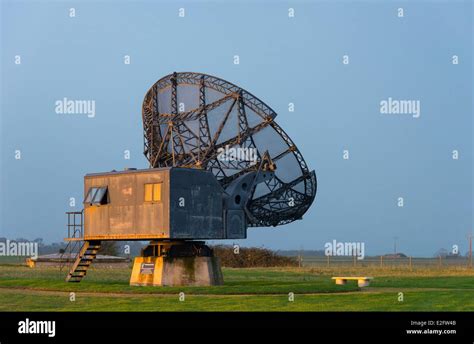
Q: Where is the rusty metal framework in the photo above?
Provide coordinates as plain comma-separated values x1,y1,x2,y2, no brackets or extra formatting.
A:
142,72,317,227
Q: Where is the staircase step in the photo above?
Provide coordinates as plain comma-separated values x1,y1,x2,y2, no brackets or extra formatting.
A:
67,274,83,279
70,274,86,278
71,271,87,275
79,259,93,262
65,240,101,283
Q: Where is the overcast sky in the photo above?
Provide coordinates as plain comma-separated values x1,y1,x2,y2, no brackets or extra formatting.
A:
1,0,472,257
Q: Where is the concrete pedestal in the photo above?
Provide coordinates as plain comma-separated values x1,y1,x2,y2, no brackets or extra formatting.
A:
130,256,223,287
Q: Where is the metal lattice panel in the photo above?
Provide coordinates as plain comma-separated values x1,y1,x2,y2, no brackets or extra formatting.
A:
142,72,317,227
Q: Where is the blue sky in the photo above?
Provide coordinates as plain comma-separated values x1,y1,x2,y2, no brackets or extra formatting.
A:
1,0,472,256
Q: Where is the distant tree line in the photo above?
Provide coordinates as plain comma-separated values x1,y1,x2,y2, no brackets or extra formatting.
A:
0,238,469,260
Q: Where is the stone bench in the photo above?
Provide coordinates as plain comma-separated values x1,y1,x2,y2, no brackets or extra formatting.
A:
332,276,373,287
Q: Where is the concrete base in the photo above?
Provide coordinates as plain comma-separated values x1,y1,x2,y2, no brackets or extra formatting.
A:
130,256,223,287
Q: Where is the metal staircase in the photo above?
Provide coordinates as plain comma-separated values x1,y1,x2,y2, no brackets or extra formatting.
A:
65,240,101,282
60,211,83,273
60,210,102,282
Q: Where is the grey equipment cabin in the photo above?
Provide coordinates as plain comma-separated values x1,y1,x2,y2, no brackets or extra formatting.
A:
82,167,247,241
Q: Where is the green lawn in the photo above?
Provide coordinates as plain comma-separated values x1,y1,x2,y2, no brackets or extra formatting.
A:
0,265,472,311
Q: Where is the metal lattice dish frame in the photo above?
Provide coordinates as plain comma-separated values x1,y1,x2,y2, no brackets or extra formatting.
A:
142,72,317,227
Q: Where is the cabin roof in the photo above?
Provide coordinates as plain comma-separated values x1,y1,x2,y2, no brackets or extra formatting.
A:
84,167,173,178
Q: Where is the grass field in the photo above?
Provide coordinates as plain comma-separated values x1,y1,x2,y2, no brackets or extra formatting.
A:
0,264,473,311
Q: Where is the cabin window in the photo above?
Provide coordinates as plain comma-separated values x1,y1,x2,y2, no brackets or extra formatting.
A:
84,186,108,205
144,183,161,202
84,187,98,203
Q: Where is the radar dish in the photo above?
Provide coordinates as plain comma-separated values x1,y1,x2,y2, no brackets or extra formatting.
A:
142,72,317,227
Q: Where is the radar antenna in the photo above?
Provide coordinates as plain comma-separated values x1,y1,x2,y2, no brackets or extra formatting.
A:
142,72,317,227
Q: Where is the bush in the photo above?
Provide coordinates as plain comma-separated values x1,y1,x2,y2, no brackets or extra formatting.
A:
211,245,298,268
98,241,119,256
